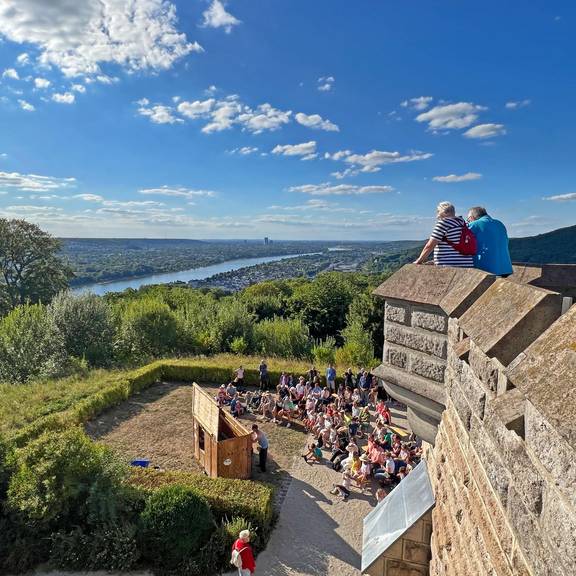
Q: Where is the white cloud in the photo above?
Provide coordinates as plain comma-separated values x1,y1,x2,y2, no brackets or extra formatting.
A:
295,112,339,132
201,98,243,133
139,186,216,198
2,68,20,80
33,77,50,89
543,192,576,202
463,123,506,139
177,98,215,118
16,53,30,65
289,183,394,196
433,172,482,183
272,141,317,158
230,146,259,155
202,0,241,33
237,103,292,134
73,194,104,202
401,96,433,110
325,149,433,177
0,153,7,159
137,103,182,124
317,76,335,92
71,83,86,93
52,92,75,104
0,171,75,191
505,99,531,110
0,0,202,79
416,102,487,130
18,99,35,111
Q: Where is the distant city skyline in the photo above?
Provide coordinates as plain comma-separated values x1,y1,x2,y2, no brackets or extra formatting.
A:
0,1,575,240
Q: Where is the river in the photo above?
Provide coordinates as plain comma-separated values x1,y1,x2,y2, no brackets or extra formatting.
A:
73,253,316,296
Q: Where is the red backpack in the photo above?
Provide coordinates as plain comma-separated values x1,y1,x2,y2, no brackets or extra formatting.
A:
444,222,477,256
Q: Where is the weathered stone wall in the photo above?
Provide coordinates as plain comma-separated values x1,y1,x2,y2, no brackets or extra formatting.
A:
372,265,576,576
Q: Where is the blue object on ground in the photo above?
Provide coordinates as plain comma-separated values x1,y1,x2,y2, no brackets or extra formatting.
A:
131,459,150,468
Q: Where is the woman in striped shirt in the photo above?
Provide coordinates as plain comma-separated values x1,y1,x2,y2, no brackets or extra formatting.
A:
414,201,474,268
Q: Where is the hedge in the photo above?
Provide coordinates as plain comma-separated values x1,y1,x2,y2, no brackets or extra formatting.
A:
9,356,321,447
129,468,274,550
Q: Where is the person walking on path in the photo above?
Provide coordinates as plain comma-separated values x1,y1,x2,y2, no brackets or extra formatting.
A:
252,424,268,472
231,530,256,575
258,359,268,391
467,206,513,277
414,202,475,268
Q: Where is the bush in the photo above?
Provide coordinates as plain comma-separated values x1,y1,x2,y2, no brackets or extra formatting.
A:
254,317,311,359
336,319,376,368
0,304,68,384
211,299,255,353
7,428,121,525
230,336,248,355
49,291,114,367
312,336,337,366
139,485,216,569
50,524,140,571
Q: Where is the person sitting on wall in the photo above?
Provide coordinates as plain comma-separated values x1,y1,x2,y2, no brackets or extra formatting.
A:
413,201,475,268
467,206,513,277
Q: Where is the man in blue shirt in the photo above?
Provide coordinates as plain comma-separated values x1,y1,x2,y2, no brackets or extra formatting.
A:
326,364,336,393
467,207,513,277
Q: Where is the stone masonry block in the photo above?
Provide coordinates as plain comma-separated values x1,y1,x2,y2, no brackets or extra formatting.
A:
412,309,448,334
403,540,431,565
385,300,411,325
525,400,576,508
385,343,408,369
450,381,472,432
541,484,576,576
458,362,487,419
447,317,460,344
468,342,499,392
409,353,446,383
385,558,428,576
385,324,447,359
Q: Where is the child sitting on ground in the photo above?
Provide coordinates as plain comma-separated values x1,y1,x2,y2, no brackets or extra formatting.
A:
302,442,323,464
330,470,353,501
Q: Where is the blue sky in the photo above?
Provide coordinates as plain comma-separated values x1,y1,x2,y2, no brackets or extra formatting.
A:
0,0,574,240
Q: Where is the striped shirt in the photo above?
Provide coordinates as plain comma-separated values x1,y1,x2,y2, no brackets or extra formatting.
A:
430,216,474,268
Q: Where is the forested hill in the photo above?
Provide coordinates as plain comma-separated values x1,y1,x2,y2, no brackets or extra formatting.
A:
509,224,576,264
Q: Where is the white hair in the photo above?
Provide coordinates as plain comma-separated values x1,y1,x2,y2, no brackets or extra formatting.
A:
239,530,251,541
436,201,455,217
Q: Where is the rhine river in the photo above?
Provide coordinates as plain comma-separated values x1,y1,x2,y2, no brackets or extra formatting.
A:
73,253,314,296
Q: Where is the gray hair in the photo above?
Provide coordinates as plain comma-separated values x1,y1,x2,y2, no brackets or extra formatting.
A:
239,530,251,541
468,206,487,220
436,201,455,218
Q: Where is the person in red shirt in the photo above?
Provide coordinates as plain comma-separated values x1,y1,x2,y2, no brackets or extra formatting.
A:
232,530,256,575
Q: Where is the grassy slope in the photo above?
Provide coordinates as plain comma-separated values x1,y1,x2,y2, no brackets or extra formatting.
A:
509,224,576,264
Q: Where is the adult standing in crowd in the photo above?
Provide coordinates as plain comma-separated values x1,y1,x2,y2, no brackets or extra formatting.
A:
467,206,513,277
414,202,474,268
235,365,245,388
258,359,268,391
252,424,268,472
232,529,256,575
326,363,337,393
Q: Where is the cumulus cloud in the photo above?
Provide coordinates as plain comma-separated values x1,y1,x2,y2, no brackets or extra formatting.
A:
295,112,339,132
401,96,433,110
139,185,217,198
71,83,86,93
463,123,506,139
51,92,75,104
2,68,19,80
317,76,335,92
177,98,215,118
73,194,104,202
18,99,35,111
0,0,202,79
0,171,75,191
33,77,50,89
416,102,487,130
137,102,182,124
432,172,482,183
289,183,394,196
505,99,531,110
237,103,292,134
202,0,241,33
272,141,317,159
543,192,576,201
229,146,259,155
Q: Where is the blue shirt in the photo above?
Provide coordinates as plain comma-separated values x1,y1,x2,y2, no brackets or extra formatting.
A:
468,215,513,276
326,367,336,381
256,431,269,449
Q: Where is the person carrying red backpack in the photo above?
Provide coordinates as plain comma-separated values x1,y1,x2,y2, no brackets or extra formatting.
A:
414,201,476,267
231,530,256,575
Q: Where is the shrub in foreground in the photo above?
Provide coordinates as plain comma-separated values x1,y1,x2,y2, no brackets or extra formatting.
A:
139,485,216,569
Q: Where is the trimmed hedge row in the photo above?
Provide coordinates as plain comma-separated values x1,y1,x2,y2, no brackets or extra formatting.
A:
10,356,322,447
129,468,274,549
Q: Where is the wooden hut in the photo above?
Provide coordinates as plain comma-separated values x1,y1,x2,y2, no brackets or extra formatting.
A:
191,383,253,479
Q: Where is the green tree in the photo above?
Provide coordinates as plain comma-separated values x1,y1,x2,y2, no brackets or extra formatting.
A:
254,317,311,358
0,219,73,314
211,299,255,353
288,273,353,341
49,292,114,366
0,304,68,384
336,318,376,368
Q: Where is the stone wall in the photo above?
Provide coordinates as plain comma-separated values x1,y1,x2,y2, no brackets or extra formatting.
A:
372,264,576,576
